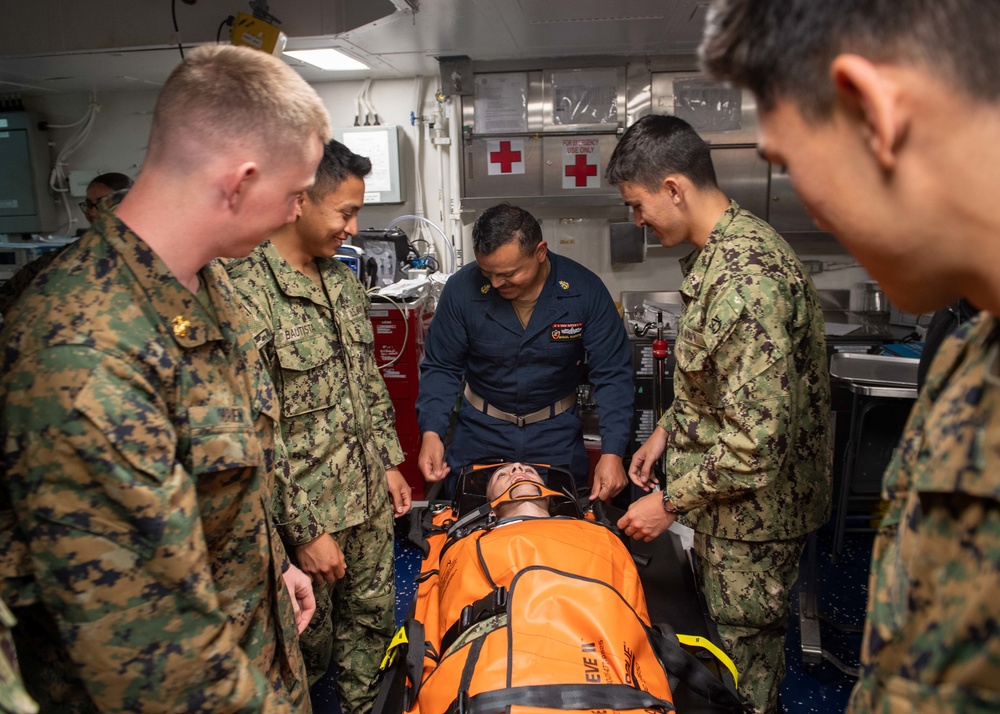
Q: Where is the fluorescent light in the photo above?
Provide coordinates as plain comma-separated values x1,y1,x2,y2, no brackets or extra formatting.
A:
285,48,368,71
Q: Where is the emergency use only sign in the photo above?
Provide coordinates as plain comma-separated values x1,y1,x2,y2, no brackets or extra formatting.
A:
561,138,600,189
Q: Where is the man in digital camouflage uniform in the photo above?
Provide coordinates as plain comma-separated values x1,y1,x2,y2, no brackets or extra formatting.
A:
227,140,412,714
701,0,1000,711
0,44,329,712
610,115,830,714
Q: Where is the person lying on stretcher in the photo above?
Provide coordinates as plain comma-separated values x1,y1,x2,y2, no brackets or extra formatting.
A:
392,462,745,714
439,460,599,542
431,462,649,649
484,462,553,519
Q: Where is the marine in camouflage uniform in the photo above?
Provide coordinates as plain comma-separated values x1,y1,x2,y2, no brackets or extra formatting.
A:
847,314,1000,713
227,240,404,713
661,201,830,713
0,210,311,712
695,0,1000,710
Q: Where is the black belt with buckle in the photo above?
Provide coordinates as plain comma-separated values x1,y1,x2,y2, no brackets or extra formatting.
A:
463,384,576,427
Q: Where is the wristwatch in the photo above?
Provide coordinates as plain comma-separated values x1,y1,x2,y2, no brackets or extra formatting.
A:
661,491,680,514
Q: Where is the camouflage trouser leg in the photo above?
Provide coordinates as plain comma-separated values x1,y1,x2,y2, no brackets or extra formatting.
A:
694,532,808,714
298,573,336,686
331,499,396,714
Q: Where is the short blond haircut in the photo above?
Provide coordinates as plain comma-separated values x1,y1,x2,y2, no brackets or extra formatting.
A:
147,44,330,170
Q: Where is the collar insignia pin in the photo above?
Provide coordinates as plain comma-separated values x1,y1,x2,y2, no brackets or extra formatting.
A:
480,284,490,294
559,280,569,290
172,315,191,338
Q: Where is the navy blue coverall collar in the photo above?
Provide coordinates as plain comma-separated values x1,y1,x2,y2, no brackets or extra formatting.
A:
471,254,581,342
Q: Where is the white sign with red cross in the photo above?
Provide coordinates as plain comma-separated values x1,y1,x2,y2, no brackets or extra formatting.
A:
562,138,600,189
486,139,525,176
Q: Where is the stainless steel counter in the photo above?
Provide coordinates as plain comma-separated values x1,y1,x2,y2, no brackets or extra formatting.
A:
829,352,919,388
828,351,919,558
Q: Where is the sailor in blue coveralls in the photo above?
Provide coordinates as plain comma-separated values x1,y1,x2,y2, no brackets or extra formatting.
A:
416,204,634,500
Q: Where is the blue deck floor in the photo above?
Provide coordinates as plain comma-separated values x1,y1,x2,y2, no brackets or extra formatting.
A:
781,525,873,713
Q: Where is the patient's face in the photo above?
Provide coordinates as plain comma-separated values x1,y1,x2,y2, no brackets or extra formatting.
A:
487,463,543,501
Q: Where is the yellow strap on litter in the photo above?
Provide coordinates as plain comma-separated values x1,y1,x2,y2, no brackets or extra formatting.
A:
677,633,739,689
379,626,409,671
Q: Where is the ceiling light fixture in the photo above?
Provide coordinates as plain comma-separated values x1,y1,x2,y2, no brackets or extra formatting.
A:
284,48,369,71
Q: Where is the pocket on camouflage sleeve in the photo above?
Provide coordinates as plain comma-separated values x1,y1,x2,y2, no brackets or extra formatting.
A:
74,363,176,484
185,406,262,474
342,312,375,346
674,329,710,374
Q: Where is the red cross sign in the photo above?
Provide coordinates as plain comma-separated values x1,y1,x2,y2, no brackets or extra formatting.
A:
487,139,525,176
565,154,597,187
561,138,601,189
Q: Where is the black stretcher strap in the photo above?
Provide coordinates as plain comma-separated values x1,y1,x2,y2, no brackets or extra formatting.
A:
446,502,494,540
407,507,432,557
455,631,487,711
648,622,745,712
439,586,507,653
445,683,675,714
402,619,426,711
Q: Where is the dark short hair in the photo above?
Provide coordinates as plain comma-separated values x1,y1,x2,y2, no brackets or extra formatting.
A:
605,115,718,192
89,172,133,192
700,0,1000,120
307,140,372,200
472,204,543,256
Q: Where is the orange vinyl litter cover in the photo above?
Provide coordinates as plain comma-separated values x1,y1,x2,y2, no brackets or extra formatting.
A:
407,512,675,714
